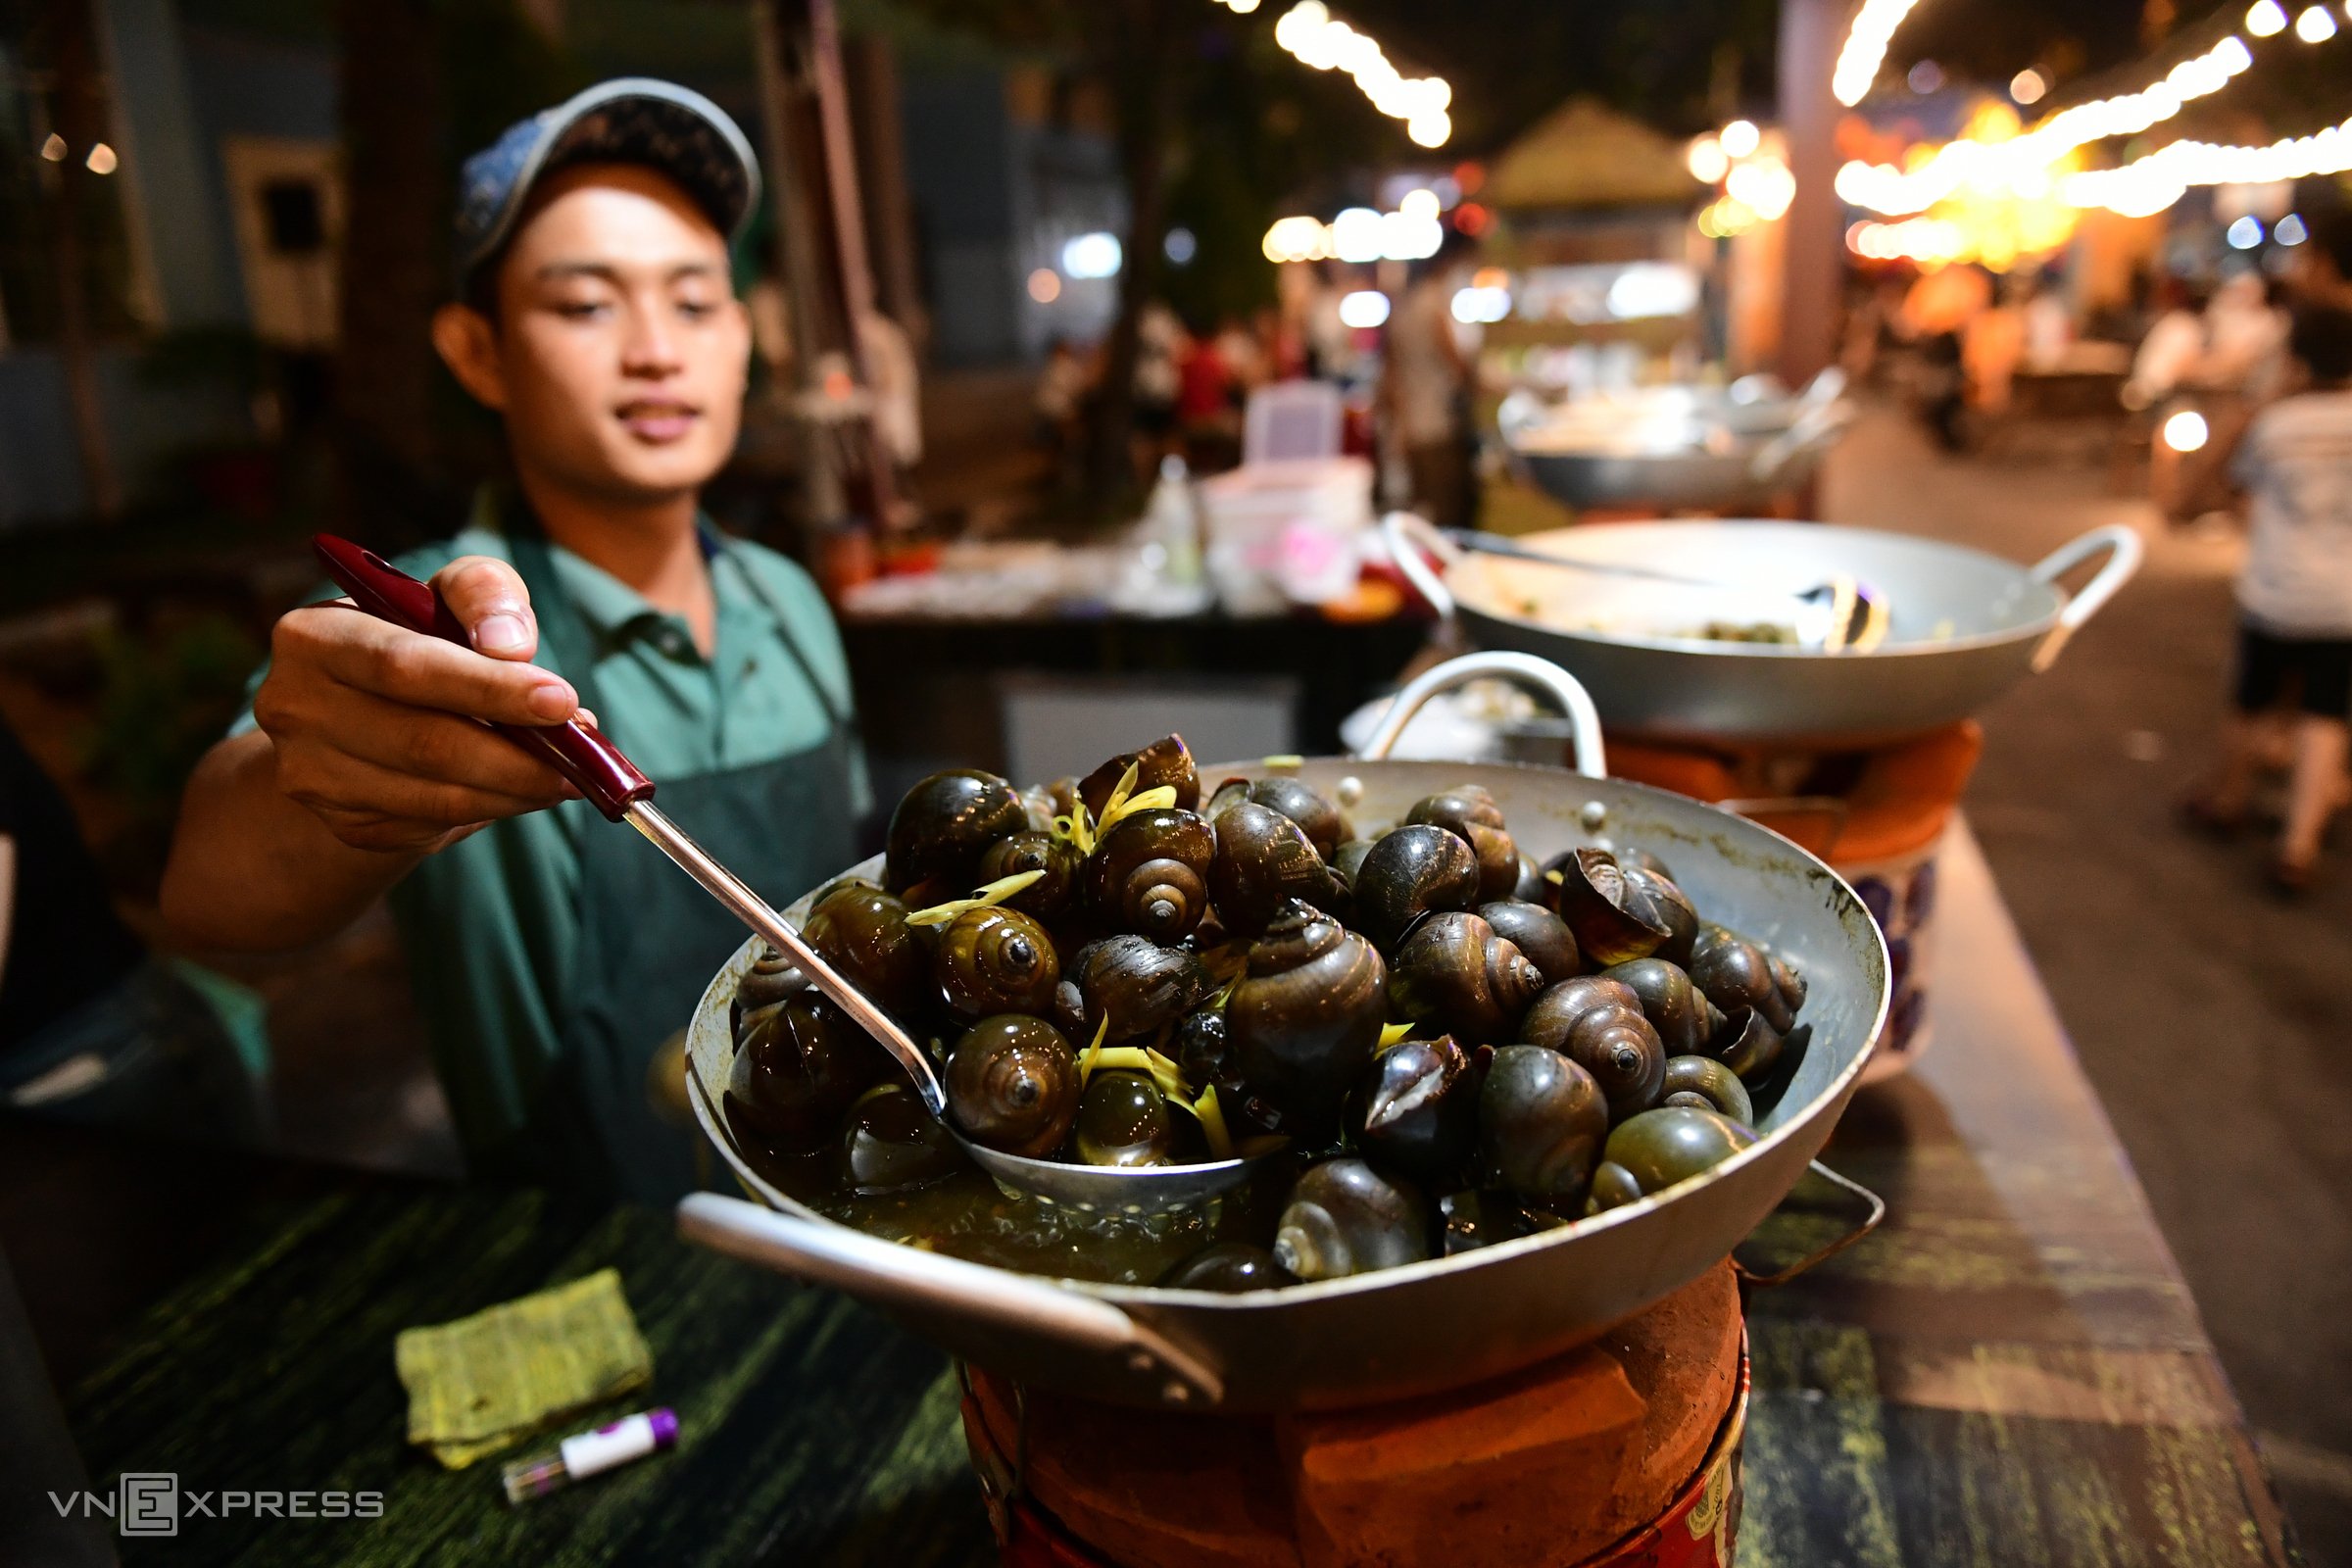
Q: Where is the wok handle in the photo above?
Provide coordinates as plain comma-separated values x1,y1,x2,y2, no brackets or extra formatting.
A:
2026,523,2142,674
675,1194,1226,1408
311,534,657,823
1355,652,1608,779
1730,1158,1886,1289
1380,511,1460,622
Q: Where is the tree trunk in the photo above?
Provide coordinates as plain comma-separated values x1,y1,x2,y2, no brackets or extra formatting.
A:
44,0,121,520
334,0,447,543
1081,0,1179,508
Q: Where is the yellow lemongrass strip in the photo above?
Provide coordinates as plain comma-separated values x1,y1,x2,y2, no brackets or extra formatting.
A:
1142,1047,1195,1102
1192,1086,1235,1159
1094,784,1179,839
904,869,1046,927
1054,801,1098,855
1077,1013,1112,1081
1097,760,1143,823
1377,1021,1416,1052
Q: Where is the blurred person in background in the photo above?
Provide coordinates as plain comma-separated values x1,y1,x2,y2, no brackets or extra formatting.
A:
2182,306,2352,894
1132,301,1187,472
1,715,261,1140
160,81,864,1202
1301,262,1356,383
1385,227,1482,529
1902,263,1991,449
1033,336,1091,482
2124,275,2209,409
1962,272,2027,416
2293,209,2352,311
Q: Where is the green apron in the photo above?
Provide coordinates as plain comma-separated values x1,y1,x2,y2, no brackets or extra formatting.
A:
506,521,858,1206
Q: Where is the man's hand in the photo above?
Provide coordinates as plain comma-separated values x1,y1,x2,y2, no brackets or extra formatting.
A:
252,556,583,854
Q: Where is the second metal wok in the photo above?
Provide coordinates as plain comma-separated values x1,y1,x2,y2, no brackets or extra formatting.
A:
675,655,1888,1413
1388,514,2142,747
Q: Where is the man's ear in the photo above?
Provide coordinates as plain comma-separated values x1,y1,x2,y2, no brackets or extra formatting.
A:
431,303,508,412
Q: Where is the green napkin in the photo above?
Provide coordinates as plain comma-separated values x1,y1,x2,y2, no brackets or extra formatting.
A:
394,1268,653,1469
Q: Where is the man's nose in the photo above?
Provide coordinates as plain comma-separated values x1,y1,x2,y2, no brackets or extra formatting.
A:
620,303,684,376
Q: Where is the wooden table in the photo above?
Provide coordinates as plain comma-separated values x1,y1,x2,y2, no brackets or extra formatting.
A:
34,824,2295,1565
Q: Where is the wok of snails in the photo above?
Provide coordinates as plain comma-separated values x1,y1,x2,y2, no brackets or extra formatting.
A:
724,734,1815,1290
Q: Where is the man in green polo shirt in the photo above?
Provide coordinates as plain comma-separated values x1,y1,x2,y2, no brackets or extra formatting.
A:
163,80,866,1201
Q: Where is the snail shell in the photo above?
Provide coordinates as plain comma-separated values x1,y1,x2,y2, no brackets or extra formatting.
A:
978,830,1085,925
1071,935,1211,1043
1351,1035,1480,1186
1601,1104,1758,1198
1621,865,1699,968
1159,1243,1298,1293
1661,1054,1755,1125
1078,734,1200,818
1619,846,1677,881
1544,848,1671,967
1715,1006,1786,1083
803,884,935,1022
1227,901,1388,1139
1407,785,1520,903
1477,900,1582,986
1174,1007,1244,1092
1209,801,1344,936
1599,957,1725,1057
935,905,1061,1022
1477,1044,1610,1204
1243,776,1350,859
1087,808,1216,942
945,1013,1081,1158
1073,1070,1176,1167
1389,911,1547,1045
1690,924,1799,1035
1273,1158,1431,1282
1351,823,1481,955
726,994,882,1153
1585,1160,1645,1214
838,1082,966,1194
884,769,1027,894
1520,975,1666,1120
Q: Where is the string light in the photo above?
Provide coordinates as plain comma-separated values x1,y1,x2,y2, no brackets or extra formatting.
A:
1835,0,1928,105
38,132,66,161
1836,32,2253,216
1719,119,1761,159
1261,198,1446,265
2010,69,2047,104
2293,5,2337,40
2246,0,2288,33
1687,135,1731,183
85,143,117,175
1271,2,1452,147
2058,114,2352,216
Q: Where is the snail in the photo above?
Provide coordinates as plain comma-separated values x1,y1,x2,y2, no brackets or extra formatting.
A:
1618,846,1677,880
934,905,1061,1022
1227,901,1387,1139
1715,1007,1786,1083
1407,785,1520,903
1586,1105,1757,1213
1273,1158,1431,1282
1073,1070,1178,1167
726,993,882,1153
978,830,1085,925
1388,911,1546,1045
1078,734,1200,818
1660,1054,1754,1125
1070,936,1212,1043
884,769,1027,895
1478,900,1581,986
1087,808,1216,942
1350,1035,1480,1185
1519,976,1666,1121
1598,957,1725,1057
1543,848,1672,968
1622,865,1699,968
1228,776,1351,859
1438,1189,1552,1256
803,883,935,1022
1173,1008,1244,1092
1350,824,1480,955
1158,1243,1298,1293
1209,801,1345,936
837,1082,966,1195
1477,1044,1610,1205
733,944,805,1022
1689,924,1805,1036
1329,837,1378,894
945,1013,1082,1158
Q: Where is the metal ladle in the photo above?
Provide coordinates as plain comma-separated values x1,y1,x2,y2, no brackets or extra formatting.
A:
318,538,1600,1213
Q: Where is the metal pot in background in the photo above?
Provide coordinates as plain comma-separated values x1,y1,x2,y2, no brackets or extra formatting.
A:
1387,514,2141,747
677,654,1887,1414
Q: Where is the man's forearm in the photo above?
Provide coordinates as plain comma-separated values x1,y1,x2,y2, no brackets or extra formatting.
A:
160,732,427,952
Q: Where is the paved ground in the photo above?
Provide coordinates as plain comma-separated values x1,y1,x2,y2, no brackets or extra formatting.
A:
1820,408,2352,1562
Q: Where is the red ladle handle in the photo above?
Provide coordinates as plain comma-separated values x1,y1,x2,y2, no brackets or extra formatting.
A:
312,534,655,822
